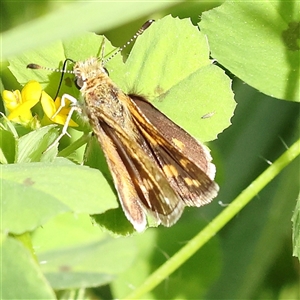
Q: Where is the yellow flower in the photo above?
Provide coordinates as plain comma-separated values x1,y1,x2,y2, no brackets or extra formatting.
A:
2,80,78,127
2,80,41,125
40,92,78,127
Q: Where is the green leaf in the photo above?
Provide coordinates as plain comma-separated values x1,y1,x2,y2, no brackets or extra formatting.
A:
0,127,16,164
1,158,118,234
201,0,300,101
16,124,59,163
124,15,235,142
1,235,56,299
32,213,137,289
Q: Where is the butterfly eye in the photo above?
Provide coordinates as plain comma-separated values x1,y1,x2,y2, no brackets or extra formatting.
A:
74,77,85,89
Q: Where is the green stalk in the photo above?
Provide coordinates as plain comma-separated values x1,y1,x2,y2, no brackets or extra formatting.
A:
124,138,300,299
58,133,90,157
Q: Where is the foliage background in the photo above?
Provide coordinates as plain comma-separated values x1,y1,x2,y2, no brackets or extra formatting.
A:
1,0,299,299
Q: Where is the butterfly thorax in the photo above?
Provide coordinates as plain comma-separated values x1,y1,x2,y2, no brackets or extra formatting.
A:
73,58,135,135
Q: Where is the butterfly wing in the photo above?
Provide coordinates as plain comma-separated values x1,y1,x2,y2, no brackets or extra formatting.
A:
129,95,219,207
89,112,185,231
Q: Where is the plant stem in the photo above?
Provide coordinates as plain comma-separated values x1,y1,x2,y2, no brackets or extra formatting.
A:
124,138,300,299
58,133,90,157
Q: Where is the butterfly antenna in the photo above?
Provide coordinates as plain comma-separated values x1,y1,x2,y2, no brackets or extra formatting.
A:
27,58,75,99
103,19,155,64
26,58,75,74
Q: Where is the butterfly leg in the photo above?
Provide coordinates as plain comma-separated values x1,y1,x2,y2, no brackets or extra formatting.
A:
45,93,80,152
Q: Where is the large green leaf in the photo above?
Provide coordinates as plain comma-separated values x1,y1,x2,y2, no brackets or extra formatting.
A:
1,158,118,234
201,0,300,101
32,213,137,289
124,15,235,142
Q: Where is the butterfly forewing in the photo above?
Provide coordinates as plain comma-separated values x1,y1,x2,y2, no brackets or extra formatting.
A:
88,114,146,230
127,95,219,205
89,110,185,230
